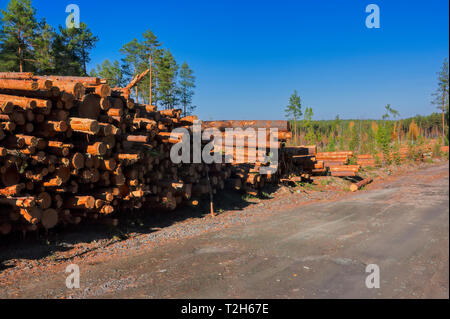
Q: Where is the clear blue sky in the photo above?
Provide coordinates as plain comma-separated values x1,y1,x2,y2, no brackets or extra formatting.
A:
2,0,449,120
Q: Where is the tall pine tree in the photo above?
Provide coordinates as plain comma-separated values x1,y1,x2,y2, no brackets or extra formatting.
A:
141,29,162,106
32,18,55,74
285,90,303,143
178,62,196,116
432,58,449,144
157,49,179,110
0,0,37,72
120,38,145,102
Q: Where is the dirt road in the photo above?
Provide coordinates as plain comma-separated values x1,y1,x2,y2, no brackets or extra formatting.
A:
1,163,448,298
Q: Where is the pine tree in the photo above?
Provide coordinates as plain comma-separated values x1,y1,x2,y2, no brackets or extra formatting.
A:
52,25,83,75
72,22,98,75
285,90,302,143
157,49,179,109
349,123,360,152
91,59,127,88
303,107,315,144
141,29,162,106
32,19,55,74
432,58,449,144
120,38,145,102
178,62,196,116
0,0,38,72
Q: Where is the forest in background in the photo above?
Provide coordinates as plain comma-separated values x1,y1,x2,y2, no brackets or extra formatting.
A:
285,59,450,156
1,0,449,150
0,0,196,115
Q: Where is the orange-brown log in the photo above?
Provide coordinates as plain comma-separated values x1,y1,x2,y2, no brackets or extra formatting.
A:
0,183,25,196
69,117,99,135
0,79,40,91
19,207,42,225
86,142,107,156
0,101,13,113
64,195,95,209
41,209,59,229
350,178,373,192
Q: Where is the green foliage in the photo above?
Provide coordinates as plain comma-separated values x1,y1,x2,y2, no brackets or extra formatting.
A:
0,0,37,72
392,142,401,165
432,58,449,113
179,62,196,116
376,124,392,165
90,59,127,87
407,143,423,162
432,140,443,158
32,19,54,74
285,90,302,120
0,0,98,75
303,107,315,144
326,132,336,152
349,123,360,152
157,49,179,109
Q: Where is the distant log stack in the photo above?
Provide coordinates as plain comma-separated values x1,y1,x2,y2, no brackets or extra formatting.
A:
202,120,291,193
282,148,361,177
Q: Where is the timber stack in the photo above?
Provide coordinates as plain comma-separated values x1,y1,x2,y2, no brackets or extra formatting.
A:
315,151,360,177
202,120,292,195
282,148,360,178
282,145,321,180
0,72,245,237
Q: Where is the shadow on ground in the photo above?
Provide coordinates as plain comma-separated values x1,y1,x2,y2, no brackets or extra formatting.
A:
0,184,281,270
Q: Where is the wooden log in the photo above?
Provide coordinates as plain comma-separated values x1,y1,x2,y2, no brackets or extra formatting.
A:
52,81,85,98
0,183,25,196
350,178,373,192
330,171,355,177
79,94,101,119
0,79,41,91
64,196,96,209
42,120,68,133
86,142,107,156
41,209,58,229
0,100,13,113
0,197,36,208
19,207,41,224
69,117,99,135
37,192,52,209
0,72,34,79
0,94,51,110
71,152,85,169
202,120,290,132
33,75,100,85
0,121,15,132
86,84,111,98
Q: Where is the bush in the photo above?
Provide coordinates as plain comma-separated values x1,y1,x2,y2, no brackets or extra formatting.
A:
432,141,443,158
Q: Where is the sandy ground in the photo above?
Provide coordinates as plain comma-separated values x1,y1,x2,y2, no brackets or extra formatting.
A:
0,161,448,298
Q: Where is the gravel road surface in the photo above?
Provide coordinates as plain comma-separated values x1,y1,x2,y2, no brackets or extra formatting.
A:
1,162,448,298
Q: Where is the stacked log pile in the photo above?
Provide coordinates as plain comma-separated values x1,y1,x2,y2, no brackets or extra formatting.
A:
357,154,377,167
202,120,291,194
282,145,323,178
315,151,360,177
0,72,236,236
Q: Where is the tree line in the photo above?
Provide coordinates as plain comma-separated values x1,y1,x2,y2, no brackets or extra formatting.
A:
90,31,196,114
0,0,196,114
285,59,450,153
